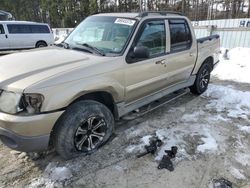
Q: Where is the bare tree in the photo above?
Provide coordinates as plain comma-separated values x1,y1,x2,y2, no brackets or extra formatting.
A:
248,0,250,17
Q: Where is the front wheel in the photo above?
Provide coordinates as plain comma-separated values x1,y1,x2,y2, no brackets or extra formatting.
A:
53,100,114,159
190,63,212,95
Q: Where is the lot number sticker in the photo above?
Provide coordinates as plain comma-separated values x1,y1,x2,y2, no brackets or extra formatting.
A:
115,18,136,26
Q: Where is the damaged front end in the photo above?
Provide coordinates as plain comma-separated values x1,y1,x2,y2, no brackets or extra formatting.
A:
0,89,44,115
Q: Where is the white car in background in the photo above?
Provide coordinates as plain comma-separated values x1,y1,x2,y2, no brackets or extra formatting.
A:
0,21,54,50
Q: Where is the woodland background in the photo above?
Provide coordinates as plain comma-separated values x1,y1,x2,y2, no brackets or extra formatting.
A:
0,0,250,27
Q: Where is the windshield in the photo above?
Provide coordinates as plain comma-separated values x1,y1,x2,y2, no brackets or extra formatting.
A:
65,16,137,56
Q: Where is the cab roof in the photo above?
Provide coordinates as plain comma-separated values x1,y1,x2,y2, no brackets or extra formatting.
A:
94,11,184,19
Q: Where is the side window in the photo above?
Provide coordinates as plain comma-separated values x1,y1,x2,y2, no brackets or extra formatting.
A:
136,20,166,57
169,19,192,52
7,24,32,34
31,25,50,33
7,24,17,33
0,24,5,34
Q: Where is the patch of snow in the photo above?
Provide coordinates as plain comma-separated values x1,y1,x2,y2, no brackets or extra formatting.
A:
154,125,222,161
126,122,226,162
50,167,72,182
155,128,184,161
213,47,250,83
180,110,205,122
235,153,250,167
141,135,152,145
155,142,189,162
125,145,140,153
203,84,250,119
125,83,248,166
125,135,153,154
207,114,229,122
197,130,218,153
232,134,250,170
155,129,166,140
114,165,124,172
28,163,72,188
168,106,186,113
229,167,246,180
28,178,58,188
125,127,143,139
238,125,250,133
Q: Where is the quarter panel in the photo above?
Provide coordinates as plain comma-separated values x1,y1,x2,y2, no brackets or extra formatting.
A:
193,39,220,74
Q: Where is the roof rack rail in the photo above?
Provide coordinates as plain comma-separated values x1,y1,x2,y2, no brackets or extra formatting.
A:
138,11,183,17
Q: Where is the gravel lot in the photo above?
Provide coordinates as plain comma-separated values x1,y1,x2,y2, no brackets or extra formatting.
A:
0,48,250,188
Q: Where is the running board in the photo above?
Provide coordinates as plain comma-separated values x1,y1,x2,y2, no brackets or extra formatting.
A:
122,88,189,119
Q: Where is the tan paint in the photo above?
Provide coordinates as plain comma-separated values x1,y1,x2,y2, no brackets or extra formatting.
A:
0,111,63,136
0,13,220,137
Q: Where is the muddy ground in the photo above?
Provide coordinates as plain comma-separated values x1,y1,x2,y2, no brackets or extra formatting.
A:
0,77,250,188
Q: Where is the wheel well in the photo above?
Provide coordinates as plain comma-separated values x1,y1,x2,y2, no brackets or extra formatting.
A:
71,91,118,119
49,91,118,149
36,40,47,47
203,56,214,70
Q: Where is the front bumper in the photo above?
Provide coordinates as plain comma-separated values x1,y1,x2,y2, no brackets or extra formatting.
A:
0,127,50,152
0,111,63,152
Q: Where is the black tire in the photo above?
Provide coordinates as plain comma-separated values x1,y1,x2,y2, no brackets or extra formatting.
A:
36,41,47,48
190,62,212,95
53,100,114,159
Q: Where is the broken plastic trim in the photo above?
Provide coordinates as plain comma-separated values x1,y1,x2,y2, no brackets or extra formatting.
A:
158,146,178,171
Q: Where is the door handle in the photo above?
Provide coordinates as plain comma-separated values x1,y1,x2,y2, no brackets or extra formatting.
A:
5,34,8,39
155,59,166,65
189,52,194,57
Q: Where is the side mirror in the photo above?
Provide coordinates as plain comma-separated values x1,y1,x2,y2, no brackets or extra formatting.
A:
133,46,150,59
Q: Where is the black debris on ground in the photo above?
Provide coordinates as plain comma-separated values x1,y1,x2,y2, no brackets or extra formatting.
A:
213,178,233,188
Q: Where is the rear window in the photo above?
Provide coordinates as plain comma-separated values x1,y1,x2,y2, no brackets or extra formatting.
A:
7,24,50,34
169,19,192,52
30,25,50,33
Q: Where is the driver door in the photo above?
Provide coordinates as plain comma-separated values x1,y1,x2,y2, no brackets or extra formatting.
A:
124,20,169,103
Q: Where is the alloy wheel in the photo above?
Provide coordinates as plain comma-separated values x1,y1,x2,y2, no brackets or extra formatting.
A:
199,68,210,89
74,116,107,152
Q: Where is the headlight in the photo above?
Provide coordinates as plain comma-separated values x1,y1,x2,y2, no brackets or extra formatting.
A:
0,90,44,115
23,93,44,114
0,90,22,114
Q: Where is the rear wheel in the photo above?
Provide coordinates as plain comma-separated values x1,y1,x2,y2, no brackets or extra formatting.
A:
36,41,47,48
53,100,114,159
190,62,212,95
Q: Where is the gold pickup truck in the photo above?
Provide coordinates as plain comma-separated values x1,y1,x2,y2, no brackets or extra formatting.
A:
0,11,220,159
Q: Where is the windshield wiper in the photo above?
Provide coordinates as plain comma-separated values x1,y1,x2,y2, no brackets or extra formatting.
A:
77,43,105,56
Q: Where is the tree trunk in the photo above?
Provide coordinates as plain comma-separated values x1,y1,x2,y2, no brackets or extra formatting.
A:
231,0,237,18
225,0,230,19
182,0,186,14
248,0,250,17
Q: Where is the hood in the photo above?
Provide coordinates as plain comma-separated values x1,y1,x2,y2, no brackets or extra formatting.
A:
0,47,101,92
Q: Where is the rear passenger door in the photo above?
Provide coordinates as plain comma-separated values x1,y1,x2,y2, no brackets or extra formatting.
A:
164,19,197,86
0,24,10,49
